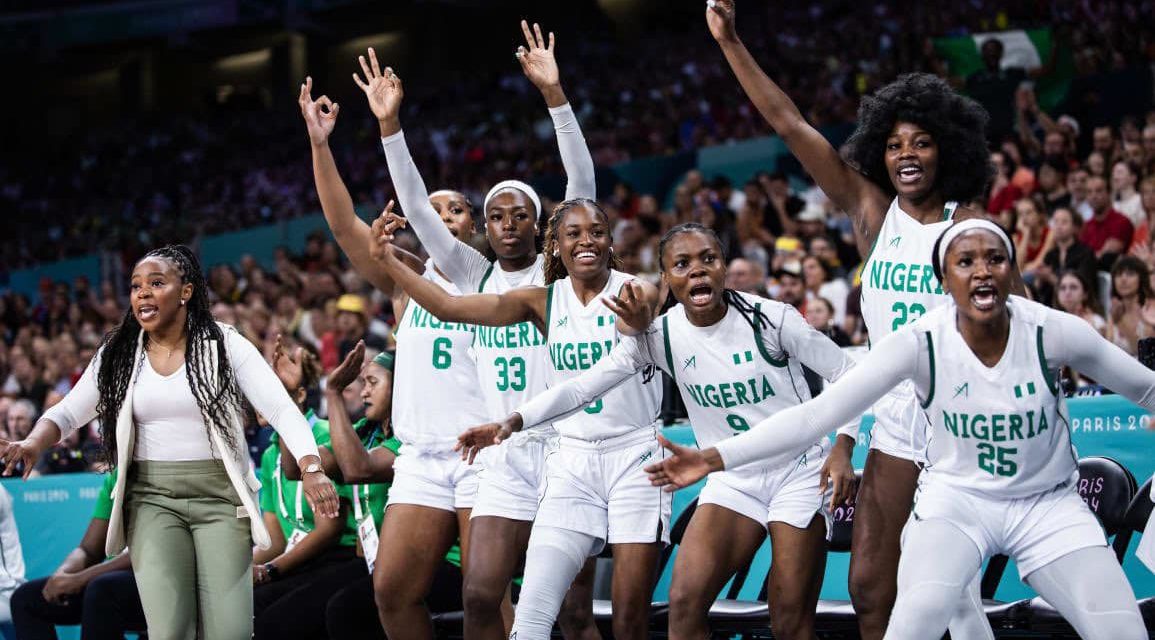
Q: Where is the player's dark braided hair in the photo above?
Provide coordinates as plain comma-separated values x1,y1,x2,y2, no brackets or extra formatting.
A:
95,245,243,465
542,198,621,284
657,223,773,334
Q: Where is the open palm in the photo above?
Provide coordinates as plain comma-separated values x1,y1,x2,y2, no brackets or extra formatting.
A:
353,47,403,123
517,20,559,90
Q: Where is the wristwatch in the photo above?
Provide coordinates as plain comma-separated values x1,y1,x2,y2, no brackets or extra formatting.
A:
302,462,322,474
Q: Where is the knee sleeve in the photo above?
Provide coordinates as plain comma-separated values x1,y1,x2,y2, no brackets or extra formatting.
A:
885,519,982,640
510,527,599,640
1026,547,1145,640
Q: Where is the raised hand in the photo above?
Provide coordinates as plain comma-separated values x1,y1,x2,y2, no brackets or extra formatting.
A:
644,435,713,491
601,281,653,333
298,76,340,146
327,340,365,392
352,47,403,126
368,202,408,265
517,20,559,92
706,0,738,44
271,333,306,392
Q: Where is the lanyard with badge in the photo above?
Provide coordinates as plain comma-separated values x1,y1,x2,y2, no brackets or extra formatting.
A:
353,484,379,572
276,413,319,552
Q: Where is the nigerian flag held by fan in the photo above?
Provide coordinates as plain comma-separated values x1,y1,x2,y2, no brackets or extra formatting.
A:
934,29,1073,111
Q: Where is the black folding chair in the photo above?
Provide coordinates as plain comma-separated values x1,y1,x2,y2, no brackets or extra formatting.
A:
1123,476,1155,633
1020,456,1138,633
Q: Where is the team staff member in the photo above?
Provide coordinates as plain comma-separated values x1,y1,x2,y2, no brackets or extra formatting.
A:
647,220,1148,640
0,245,338,640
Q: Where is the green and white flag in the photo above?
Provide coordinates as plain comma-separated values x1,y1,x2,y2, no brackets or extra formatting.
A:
934,28,1073,111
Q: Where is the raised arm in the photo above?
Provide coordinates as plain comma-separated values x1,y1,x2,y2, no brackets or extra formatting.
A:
516,21,596,200
355,49,491,290
324,342,397,484
369,215,546,331
299,77,424,293
708,0,888,253
1047,307,1155,408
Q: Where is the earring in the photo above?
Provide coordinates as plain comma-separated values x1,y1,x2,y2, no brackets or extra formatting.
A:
181,299,186,306
552,250,560,257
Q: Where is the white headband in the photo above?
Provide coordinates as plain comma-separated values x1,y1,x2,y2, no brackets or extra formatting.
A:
483,180,542,218
935,218,1014,272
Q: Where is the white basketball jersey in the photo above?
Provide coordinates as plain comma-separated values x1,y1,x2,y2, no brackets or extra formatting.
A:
919,296,1077,497
860,198,958,436
546,271,662,440
392,263,489,451
660,294,824,457
473,256,550,421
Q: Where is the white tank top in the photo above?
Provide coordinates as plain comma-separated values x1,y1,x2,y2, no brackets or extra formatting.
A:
660,294,825,459
860,198,958,434
545,270,662,440
918,297,1077,497
473,256,552,441
391,262,488,451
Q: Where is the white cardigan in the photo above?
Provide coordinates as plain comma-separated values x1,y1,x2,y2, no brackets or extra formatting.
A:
42,323,319,555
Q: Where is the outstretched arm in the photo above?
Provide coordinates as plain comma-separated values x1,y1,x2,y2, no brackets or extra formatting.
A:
707,0,888,254
369,213,546,330
1048,308,1155,408
299,78,423,293
516,21,596,200
355,50,491,290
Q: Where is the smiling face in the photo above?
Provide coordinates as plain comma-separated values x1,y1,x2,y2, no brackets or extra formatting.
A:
1111,161,1136,194
130,257,192,332
884,122,940,201
941,230,1014,323
360,362,393,423
485,189,538,261
429,191,475,240
555,203,613,281
661,230,726,318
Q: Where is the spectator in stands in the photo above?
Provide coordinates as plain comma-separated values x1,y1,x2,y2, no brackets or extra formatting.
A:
1,355,47,409
1093,126,1119,163
0,486,23,639
10,470,144,640
1106,255,1155,356
1068,167,1093,220
987,150,1023,226
5,400,35,442
1143,124,1155,174
1080,176,1134,267
1036,207,1098,306
1111,161,1145,227
724,258,767,296
1013,197,1052,271
1130,176,1155,255
965,37,1050,144
758,171,804,237
801,296,852,400
1036,159,1071,212
802,255,848,326
772,264,806,314
1086,151,1108,179
1056,271,1107,336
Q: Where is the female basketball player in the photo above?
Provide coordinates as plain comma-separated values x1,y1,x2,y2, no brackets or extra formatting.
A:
705,2,1007,636
370,198,666,640
646,219,1148,640
299,75,487,640
353,25,599,639
457,223,860,640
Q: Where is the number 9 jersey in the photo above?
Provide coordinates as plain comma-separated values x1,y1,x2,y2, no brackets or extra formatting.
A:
859,198,957,461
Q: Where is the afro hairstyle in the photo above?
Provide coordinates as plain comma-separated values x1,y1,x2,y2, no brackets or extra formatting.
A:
843,73,993,205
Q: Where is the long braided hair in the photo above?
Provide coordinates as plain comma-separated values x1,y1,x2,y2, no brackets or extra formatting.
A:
96,245,244,465
657,223,772,333
541,198,622,284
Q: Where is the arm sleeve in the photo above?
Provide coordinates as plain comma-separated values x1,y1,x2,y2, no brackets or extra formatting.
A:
716,329,920,470
551,103,596,201
773,305,861,439
1046,309,1155,409
227,331,319,461
381,131,491,290
518,331,657,428
41,349,101,440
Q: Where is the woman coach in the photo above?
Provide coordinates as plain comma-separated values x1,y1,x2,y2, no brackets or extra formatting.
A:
0,245,339,639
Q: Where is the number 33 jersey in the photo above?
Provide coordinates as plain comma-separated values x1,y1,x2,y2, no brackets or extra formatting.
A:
917,297,1077,497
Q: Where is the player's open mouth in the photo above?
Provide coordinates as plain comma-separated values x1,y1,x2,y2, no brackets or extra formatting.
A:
897,163,924,185
137,305,159,322
574,250,599,265
688,283,713,305
971,285,998,311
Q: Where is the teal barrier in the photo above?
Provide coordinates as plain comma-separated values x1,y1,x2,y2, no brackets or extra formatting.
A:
3,394,1153,625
